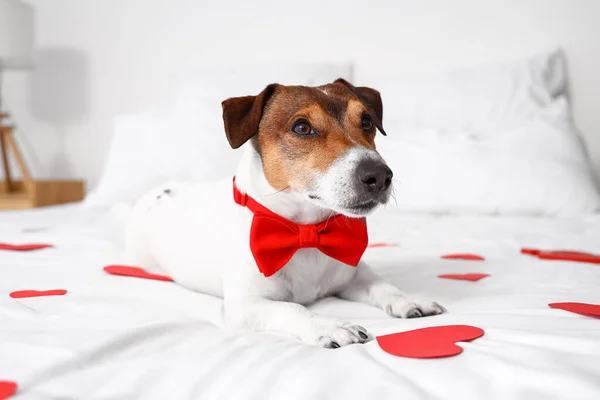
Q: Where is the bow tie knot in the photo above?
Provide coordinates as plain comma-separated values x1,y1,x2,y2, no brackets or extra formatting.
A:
298,224,320,247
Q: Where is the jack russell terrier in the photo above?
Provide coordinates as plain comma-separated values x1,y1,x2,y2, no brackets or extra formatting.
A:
126,79,445,348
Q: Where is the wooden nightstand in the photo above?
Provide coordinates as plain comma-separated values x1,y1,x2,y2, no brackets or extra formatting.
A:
0,179,85,210
1,113,85,210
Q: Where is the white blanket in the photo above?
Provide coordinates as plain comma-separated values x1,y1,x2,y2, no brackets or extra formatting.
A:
1,205,600,399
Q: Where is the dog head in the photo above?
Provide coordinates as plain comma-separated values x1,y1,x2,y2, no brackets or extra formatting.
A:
222,79,392,217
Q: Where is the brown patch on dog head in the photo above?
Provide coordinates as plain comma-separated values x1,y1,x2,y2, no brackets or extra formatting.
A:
221,80,385,191
335,78,386,136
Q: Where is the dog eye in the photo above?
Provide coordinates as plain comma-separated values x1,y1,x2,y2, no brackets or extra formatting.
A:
291,119,315,136
361,115,374,132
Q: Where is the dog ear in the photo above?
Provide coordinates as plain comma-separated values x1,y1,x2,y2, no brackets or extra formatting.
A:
221,84,278,149
334,78,386,136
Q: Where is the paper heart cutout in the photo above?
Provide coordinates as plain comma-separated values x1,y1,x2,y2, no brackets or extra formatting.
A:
438,273,490,282
522,248,600,264
0,243,53,251
548,302,600,318
103,265,174,282
368,242,399,248
441,253,485,261
0,381,17,399
521,248,542,256
10,289,67,299
377,325,484,358
521,248,590,256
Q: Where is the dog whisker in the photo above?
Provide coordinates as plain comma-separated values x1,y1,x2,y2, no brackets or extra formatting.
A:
322,210,336,230
263,186,291,197
340,215,351,228
390,188,399,208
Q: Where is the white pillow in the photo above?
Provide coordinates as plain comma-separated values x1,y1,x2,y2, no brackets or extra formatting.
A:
354,50,599,216
85,63,353,207
379,99,600,216
83,109,229,208
355,50,566,131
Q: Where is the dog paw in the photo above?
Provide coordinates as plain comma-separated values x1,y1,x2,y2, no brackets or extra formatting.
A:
305,318,369,348
383,296,446,318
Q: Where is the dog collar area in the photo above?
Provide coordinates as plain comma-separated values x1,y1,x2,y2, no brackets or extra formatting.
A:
231,176,369,277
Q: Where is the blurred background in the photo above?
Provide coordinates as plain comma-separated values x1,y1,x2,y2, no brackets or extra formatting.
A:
2,0,600,204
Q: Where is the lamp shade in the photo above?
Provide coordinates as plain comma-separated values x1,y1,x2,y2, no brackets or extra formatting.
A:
0,0,35,68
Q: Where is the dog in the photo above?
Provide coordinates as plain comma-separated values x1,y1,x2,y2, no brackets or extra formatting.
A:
126,79,445,348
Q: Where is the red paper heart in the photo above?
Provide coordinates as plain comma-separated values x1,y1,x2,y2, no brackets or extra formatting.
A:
377,325,484,358
438,273,490,281
521,248,541,256
522,248,592,257
103,265,173,282
548,302,600,318
0,243,53,251
441,253,485,261
522,248,600,264
368,242,399,248
0,381,17,399
10,289,67,299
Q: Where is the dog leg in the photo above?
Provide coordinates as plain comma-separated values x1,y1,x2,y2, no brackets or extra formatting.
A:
338,262,446,318
225,297,368,348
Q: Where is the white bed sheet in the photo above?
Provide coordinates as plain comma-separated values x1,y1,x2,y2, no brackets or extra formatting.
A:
1,205,600,400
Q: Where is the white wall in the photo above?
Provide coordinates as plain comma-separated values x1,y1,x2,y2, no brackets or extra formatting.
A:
4,0,600,189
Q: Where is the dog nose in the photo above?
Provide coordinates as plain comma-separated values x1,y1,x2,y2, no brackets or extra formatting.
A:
356,159,393,193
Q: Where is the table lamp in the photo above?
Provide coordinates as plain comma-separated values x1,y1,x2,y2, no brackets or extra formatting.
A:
0,0,84,208
0,0,34,193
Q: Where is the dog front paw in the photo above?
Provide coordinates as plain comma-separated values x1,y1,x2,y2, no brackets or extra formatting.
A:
383,296,446,318
305,318,369,348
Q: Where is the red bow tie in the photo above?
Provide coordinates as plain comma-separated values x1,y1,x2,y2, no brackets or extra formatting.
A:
233,178,368,277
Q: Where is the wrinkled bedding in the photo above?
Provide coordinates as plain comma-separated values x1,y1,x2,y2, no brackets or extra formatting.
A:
1,205,600,400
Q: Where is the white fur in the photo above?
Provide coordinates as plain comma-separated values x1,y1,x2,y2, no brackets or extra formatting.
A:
126,144,445,348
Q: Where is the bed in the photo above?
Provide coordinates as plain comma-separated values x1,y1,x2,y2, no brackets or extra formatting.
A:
1,204,600,399
3,51,600,399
